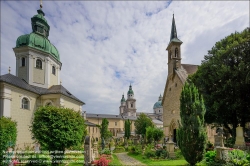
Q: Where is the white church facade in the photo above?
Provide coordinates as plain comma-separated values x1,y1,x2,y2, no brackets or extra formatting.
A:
0,6,84,148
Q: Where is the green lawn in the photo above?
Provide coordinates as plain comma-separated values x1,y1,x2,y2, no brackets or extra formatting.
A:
127,153,206,166
109,154,123,166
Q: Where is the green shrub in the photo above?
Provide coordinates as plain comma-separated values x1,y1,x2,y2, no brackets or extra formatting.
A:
144,150,155,158
113,147,125,153
155,149,168,159
228,149,249,166
175,149,184,159
205,151,216,163
129,146,141,155
100,148,111,155
0,117,17,166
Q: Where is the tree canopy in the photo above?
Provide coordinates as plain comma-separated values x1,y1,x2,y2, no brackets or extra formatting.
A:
177,82,207,166
134,113,154,137
146,126,164,144
0,117,17,166
100,118,112,140
190,28,250,136
31,106,86,164
124,119,131,139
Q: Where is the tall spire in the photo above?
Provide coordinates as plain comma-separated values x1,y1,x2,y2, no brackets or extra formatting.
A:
170,14,178,41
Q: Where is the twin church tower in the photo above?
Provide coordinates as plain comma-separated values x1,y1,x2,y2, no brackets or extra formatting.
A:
119,84,137,116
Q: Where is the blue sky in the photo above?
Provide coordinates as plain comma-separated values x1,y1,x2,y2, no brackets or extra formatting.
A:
1,1,249,114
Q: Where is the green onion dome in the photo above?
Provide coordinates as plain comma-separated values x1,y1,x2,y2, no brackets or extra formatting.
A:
127,85,134,95
121,94,126,102
15,8,60,61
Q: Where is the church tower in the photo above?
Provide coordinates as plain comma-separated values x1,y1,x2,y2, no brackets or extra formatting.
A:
120,84,137,116
166,14,183,76
119,94,126,115
13,6,62,88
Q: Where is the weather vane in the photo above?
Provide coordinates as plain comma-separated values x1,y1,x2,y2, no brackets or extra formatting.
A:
40,0,43,9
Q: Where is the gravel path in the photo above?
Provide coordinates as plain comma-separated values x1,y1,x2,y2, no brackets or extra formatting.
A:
115,153,146,166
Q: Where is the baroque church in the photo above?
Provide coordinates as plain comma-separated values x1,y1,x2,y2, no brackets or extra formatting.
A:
0,6,85,148
162,14,216,143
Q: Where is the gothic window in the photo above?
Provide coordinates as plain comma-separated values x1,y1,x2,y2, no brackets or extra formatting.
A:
36,59,42,69
22,97,29,109
175,48,178,58
21,57,25,67
52,66,56,75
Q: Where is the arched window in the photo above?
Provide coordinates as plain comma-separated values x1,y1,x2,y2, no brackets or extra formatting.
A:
36,59,42,69
21,57,25,67
52,66,56,75
131,104,133,108
175,48,178,58
22,97,29,109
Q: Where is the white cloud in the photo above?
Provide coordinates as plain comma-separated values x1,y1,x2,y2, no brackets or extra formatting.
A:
1,1,249,114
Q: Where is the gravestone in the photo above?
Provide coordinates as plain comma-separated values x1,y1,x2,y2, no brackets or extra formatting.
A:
214,127,224,147
234,125,246,149
215,132,230,161
84,136,91,166
34,143,40,153
166,133,175,158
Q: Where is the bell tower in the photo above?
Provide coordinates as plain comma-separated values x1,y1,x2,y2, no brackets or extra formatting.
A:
166,14,183,76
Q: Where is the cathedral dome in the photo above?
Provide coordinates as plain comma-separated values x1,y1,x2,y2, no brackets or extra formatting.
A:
153,101,162,109
16,33,60,61
153,94,163,109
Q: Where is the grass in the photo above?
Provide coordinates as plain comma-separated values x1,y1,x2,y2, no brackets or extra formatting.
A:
127,153,206,166
109,154,123,166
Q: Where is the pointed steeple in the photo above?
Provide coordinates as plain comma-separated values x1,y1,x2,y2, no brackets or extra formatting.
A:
170,14,177,41
169,14,182,43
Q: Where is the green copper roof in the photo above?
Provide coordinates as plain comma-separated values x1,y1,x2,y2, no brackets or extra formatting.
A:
170,14,182,43
127,84,134,95
15,8,60,61
154,94,163,109
16,33,60,61
153,101,162,109
121,94,126,102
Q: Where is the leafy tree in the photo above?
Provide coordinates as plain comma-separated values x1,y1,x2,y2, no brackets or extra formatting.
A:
124,119,131,139
146,126,164,144
190,28,250,137
0,117,17,166
177,82,207,166
31,106,86,165
152,127,164,143
134,113,154,137
146,126,154,143
100,118,112,140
